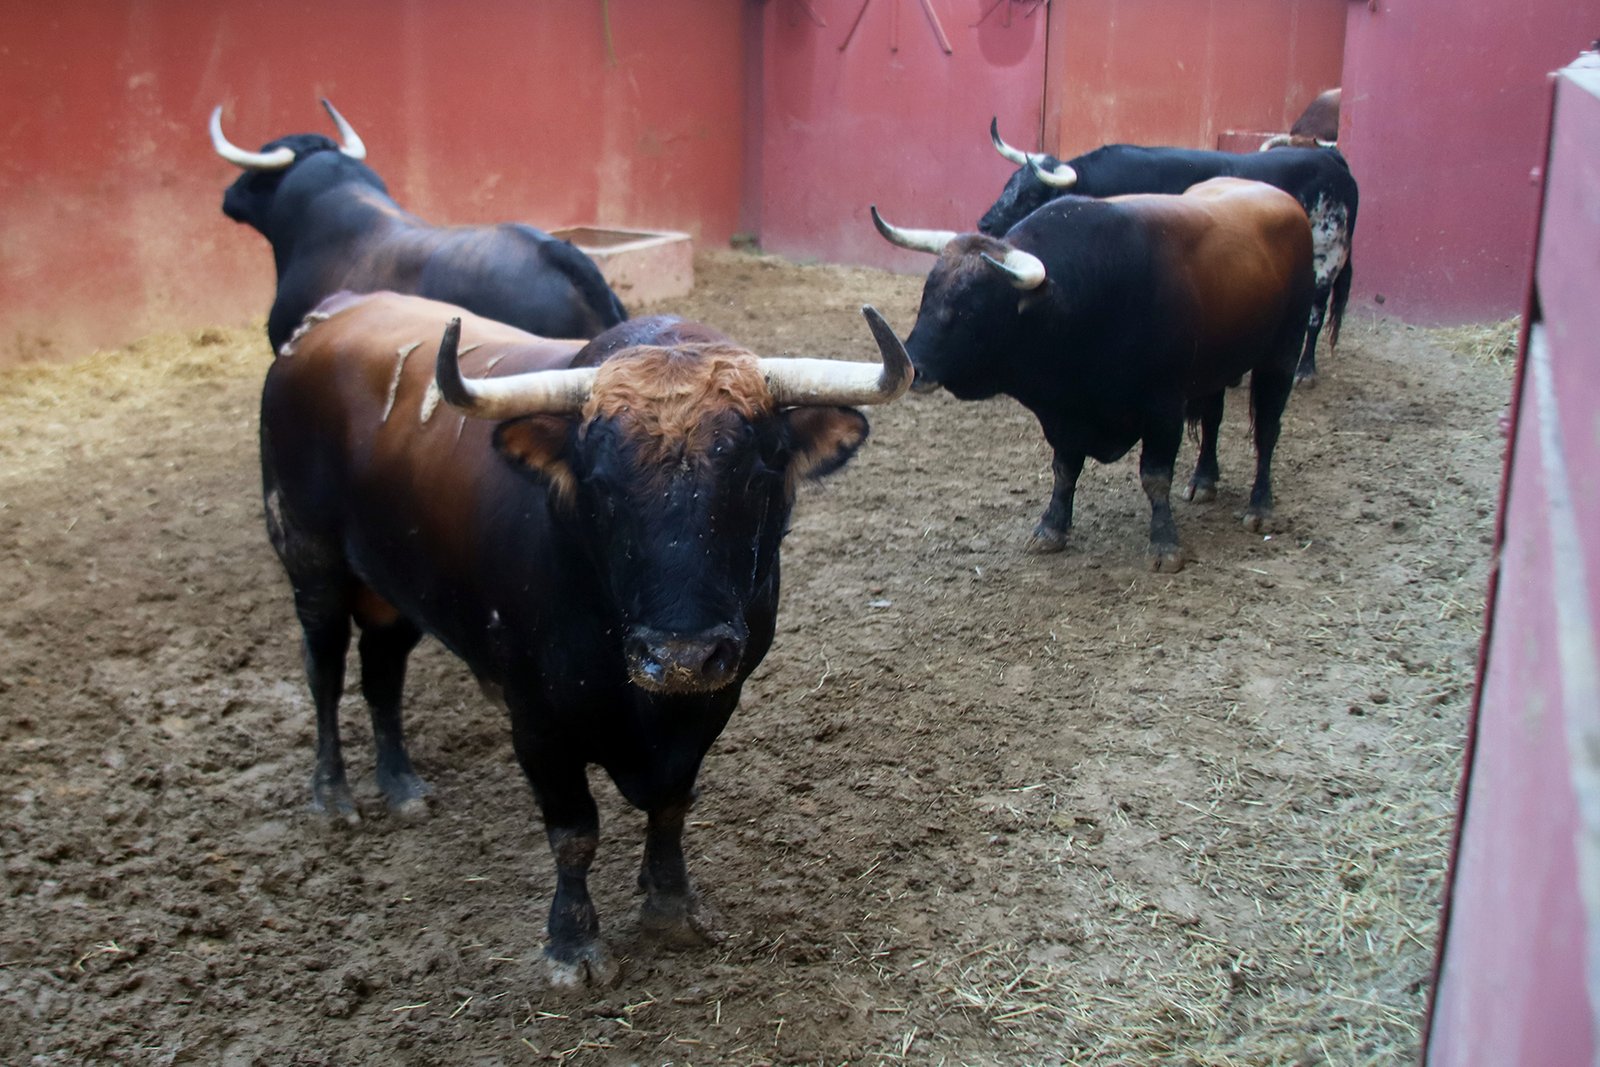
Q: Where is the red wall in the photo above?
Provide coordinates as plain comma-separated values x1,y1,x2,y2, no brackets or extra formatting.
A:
1426,59,1600,1064
0,1,745,366
1339,0,1599,324
756,0,1050,273
1046,0,1346,156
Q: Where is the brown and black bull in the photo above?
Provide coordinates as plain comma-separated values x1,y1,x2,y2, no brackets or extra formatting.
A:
874,177,1313,572
982,121,1356,385
260,290,909,985
212,100,627,351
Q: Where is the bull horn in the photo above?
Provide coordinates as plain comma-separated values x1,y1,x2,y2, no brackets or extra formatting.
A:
1316,138,1337,149
435,318,596,419
989,117,1034,166
1258,133,1292,152
320,98,367,160
760,306,912,408
1029,158,1078,189
208,106,294,170
870,205,957,256
980,249,1046,291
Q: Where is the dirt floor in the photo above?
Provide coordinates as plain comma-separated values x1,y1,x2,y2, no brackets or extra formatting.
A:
1,252,1512,1065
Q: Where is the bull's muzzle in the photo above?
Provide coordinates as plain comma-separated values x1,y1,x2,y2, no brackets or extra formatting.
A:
624,623,745,694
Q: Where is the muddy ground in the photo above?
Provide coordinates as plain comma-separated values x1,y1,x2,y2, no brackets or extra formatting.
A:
1,252,1509,1065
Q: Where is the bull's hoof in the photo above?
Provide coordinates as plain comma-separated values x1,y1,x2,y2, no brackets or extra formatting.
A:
378,772,432,822
311,778,361,827
1242,509,1272,534
545,943,621,989
641,898,722,949
1295,371,1319,389
1148,546,1185,573
1184,480,1217,504
1027,524,1069,554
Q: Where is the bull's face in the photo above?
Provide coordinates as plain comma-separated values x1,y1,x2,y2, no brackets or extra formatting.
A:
905,237,1032,400
493,353,869,693
978,163,1061,236
220,134,342,229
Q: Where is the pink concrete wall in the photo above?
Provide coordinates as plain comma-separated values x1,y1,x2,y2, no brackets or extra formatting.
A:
1045,0,1346,157
1339,1,1600,324
1425,59,1600,1064
0,1,746,366
756,0,1050,273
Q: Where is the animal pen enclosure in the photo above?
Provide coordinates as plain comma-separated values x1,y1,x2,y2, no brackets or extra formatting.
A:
2,0,1596,1063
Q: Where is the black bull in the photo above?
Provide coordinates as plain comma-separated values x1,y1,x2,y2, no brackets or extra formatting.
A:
212,100,627,351
874,177,1314,572
259,291,910,985
981,123,1357,385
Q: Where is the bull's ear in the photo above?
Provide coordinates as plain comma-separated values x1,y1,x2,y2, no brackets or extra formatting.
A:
782,406,869,482
493,415,577,503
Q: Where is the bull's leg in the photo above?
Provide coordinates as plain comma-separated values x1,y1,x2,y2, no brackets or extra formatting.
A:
511,728,618,987
1296,290,1329,386
1183,391,1225,503
1140,422,1185,573
637,795,717,948
1029,447,1086,553
296,600,359,824
357,620,429,819
1245,367,1295,532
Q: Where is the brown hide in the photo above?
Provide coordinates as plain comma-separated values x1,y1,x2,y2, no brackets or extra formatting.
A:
1290,88,1341,141
1111,178,1312,391
268,291,586,568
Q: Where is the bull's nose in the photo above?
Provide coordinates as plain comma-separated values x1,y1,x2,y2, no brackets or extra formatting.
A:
624,624,745,694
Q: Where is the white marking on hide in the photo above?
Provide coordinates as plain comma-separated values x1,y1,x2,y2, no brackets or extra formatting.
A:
277,312,331,357
418,342,483,424
1307,194,1351,289
382,342,422,423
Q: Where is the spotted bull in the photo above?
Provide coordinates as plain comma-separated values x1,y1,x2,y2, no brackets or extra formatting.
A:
982,121,1357,384
876,177,1313,571
260,290,909,985
212,100,627,351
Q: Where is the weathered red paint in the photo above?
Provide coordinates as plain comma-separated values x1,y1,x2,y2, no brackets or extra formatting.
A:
755,0,1050,273
1425,56,1600,1063
1339,1,1599,324
0,1,746,366
1045,0,1346,158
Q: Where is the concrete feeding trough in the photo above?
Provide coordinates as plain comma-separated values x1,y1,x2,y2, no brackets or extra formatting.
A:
550,226,694,307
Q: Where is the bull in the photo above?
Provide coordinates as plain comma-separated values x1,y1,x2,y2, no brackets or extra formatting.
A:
260,290,910,985
1261,87,1342,150
982,121,1357,385
874,177,1313,572
211,100,627,351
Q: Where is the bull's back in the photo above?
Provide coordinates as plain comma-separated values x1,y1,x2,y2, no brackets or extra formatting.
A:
263,293,582,597
1115,181,1311,379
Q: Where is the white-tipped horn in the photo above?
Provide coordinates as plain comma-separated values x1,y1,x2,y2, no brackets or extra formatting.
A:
209,105,295,171
1028,158,1078,189
320,98,367,160
980,249,1047,291
989,116,1035,166
760,306,913,408
1316,137,1337,149
435,318,596,419
869,205,958,256
1258,133,1292,152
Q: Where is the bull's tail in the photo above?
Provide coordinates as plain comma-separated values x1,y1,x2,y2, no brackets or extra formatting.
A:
1328,254,1353,349
548,239,629,327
